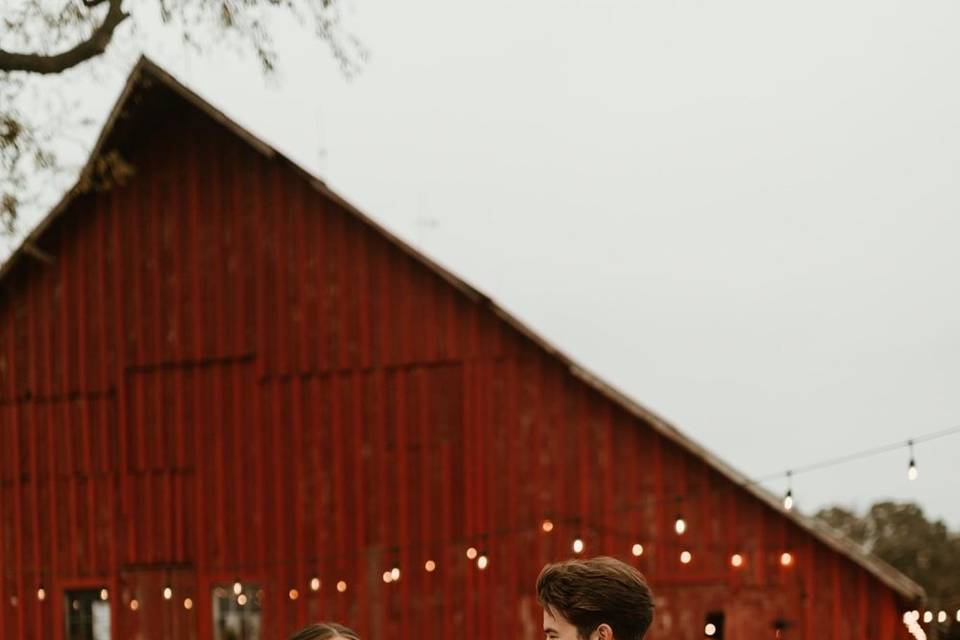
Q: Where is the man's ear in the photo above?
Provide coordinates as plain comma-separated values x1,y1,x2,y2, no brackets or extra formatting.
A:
596,623,614,640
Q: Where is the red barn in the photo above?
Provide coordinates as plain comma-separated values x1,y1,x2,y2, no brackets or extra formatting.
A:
0,58,922,640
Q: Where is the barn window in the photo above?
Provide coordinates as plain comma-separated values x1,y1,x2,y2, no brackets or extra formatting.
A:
213,583,263,640
63,588,111,640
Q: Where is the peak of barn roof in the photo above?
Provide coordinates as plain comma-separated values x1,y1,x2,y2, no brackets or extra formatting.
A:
4,55,924,603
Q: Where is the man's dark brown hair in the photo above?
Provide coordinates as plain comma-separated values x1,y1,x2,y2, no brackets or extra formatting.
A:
537,556,654,640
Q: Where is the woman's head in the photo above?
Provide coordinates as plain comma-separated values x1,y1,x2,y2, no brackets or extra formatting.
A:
287,622,361,640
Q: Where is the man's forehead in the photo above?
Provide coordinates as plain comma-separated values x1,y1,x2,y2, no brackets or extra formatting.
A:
543,606,564,628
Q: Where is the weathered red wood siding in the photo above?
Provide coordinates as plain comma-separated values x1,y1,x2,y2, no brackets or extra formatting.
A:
0,81,911,640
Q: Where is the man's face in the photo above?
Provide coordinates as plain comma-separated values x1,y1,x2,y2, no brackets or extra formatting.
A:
543,608,599,640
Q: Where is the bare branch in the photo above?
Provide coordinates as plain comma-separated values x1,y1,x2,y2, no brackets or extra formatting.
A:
0,0,129,74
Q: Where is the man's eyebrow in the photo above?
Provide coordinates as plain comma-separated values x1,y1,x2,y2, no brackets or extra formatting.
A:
543,626,559,634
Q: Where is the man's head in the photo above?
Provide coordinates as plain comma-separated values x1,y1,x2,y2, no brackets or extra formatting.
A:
537,556,654,640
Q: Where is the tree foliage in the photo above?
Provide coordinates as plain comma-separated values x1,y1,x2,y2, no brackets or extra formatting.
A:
1,0,363,234
817,501,960,639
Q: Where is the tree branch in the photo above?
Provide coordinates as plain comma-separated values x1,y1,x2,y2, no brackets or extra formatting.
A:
0,0,129,74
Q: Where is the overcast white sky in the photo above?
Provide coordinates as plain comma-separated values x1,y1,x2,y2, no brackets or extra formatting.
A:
9,0,960,527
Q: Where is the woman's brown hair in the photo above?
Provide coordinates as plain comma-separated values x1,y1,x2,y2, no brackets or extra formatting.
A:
537,556,654,640
287,622,361,640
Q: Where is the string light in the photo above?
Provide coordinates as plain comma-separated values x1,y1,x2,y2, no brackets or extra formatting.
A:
477,553,489,570
680,550,692,564
631,543,644,557
903,611,926,640
674,495,687,535
310,577,321,592
541,519,554,533
288,589,299,600
731,553,744,568
923,611,933,624
382,571,393,584
705,622,717,637
908,441,918,481
237,594,248,606
780,552,794,567
100,589,109,601
163,586,173,601
232,581,242,596
425,560,436,572
37,587,46,602
572,537,585,554
336,581,347,593
130,599,140,612
674,515,687,535
937,611,946,623
783,471,794,511
183,598,193,611
466,547,478,560
743,425,960,486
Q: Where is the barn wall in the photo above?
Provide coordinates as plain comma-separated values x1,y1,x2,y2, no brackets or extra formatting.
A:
0,89,911,640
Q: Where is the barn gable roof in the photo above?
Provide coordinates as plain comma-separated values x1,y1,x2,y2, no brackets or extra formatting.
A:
2,56,924,602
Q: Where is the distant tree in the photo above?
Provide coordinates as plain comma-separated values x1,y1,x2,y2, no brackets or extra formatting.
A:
817,501,960,639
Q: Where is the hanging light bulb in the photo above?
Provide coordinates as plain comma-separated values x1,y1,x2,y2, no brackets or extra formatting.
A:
731,553,744,568
466,547,478,560
336,581,347,593
129,599,140,612
783,471,794,511
100,589,109,601
541,519,554,533
382,571,393,584
310,577,321,592
680,550,692,564
477,553,489,570
183,598,193,611
923,611,933,623
391,567,401,582
237,593,248,606
37,586,46,602
673,495,687,535
780,552,794,567
424,560,436,572
163,586,173,601
232,581,242,596
937,611,947,624
288,589,299,600
572,536,585,554
631,543,644,557
907,440,918,481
